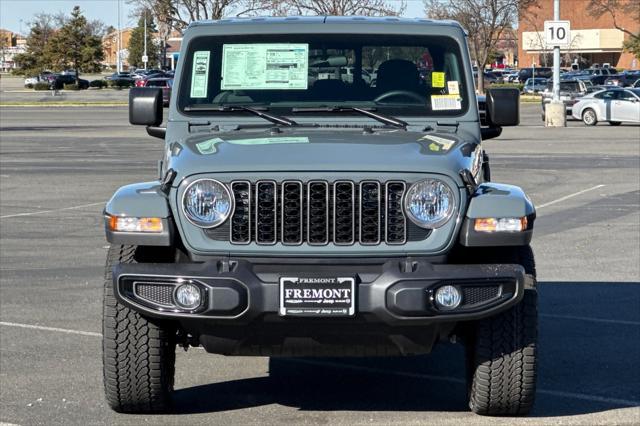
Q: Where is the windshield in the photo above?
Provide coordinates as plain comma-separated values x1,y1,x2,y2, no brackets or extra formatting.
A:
178,34,469,117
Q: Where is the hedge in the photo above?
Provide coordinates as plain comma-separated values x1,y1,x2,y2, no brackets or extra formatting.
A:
63,83,80,90
90,79,107,88
34,82,51,91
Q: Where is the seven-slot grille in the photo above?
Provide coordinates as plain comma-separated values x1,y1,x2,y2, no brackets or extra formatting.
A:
227,180,409,246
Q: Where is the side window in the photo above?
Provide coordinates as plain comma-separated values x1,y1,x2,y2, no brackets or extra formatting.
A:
620,90,638,101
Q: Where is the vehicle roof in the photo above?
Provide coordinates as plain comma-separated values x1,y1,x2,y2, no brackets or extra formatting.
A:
188,15,464,30
146,77,172,81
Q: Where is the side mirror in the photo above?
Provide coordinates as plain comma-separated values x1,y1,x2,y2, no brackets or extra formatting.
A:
486,88,520,126
129,87,163,126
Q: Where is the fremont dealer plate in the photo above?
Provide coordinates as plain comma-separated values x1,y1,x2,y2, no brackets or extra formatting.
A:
279,277,355,317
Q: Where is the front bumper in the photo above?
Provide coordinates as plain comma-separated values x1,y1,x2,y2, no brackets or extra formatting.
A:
112,258,526,327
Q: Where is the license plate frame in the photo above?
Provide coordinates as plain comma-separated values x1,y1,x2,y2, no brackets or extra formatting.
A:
279,277,355,317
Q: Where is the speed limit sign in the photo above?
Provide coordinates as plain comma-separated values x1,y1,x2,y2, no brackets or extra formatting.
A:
544,20,571,46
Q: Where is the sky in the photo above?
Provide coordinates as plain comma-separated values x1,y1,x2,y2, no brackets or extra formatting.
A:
0,0,426,34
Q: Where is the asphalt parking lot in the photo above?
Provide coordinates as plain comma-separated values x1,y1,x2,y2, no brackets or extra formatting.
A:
0,104,639,425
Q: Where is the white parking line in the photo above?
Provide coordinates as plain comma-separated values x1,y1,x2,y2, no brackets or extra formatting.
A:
2,321,639,407
541,313,640,326
0,202,104,219
537,185,605,209
0,321,101,337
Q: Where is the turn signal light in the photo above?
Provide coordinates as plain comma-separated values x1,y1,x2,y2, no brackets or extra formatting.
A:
107,215,164,233
474,217,527,233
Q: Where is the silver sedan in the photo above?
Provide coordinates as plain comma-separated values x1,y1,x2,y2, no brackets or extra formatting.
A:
572,88,640,125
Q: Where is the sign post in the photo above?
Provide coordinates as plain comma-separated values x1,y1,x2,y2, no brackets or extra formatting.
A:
544,1,570,127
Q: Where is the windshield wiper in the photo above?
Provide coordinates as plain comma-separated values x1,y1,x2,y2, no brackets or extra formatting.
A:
184,105,298,126
292,106,407,129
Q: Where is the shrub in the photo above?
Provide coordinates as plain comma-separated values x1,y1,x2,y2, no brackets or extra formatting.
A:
89,79,106,88
107,79,133,89
34,82,51,91
25,83,34,89
489,83,524,91
63,83,80,90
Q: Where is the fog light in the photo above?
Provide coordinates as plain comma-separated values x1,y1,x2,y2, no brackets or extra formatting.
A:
174,283,202,310
435,285,462,310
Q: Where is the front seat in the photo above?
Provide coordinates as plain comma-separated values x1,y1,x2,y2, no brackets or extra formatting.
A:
375,59,421,94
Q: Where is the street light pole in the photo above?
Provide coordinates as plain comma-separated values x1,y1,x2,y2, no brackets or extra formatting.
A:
552,0,561,102
143,11,147,70
117,0,121,72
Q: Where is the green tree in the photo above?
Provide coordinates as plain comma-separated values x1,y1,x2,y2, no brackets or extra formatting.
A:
12,13,56,75
127,11,160,69
46,6,104,83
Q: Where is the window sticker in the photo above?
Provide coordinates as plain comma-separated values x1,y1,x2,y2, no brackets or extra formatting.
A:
221,44,309,90
431,71,446,88
190,51,210,98
447,81,460,95
419,134,456,152
431,95,462,111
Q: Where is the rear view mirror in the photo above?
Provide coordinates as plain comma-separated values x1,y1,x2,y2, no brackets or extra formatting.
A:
129,87,163,126
485,88,519,126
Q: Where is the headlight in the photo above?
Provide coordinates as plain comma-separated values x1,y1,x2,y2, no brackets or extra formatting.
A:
182,179,233,228
404,179,455,229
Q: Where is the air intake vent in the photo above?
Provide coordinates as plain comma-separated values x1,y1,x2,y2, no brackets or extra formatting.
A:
256,181,277,244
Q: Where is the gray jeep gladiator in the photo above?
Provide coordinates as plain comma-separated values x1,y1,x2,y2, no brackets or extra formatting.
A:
102,17,537,416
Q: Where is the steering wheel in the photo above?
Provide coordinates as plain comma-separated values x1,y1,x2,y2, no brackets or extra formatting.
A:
374,90,425,103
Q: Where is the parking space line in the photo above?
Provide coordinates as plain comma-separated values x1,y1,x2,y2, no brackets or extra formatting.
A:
0,321,101,337
0,202,104,219
537,185,605,209
541,313,640,326
3,321,639,407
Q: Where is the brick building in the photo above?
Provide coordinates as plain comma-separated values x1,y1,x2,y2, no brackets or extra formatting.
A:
518,0,640,69
0,29,27,71
102,28,133,69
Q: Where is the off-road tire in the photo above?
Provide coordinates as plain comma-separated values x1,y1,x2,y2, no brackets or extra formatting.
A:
582,108,598,126
465,246,538,416
102,245,176,413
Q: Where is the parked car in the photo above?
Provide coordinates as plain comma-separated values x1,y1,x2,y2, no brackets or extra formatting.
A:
503,71,520,83
134,71,169,87
49,74,89,90
103,16,536,417
604,70,640,87
518,67,552,83
572,87,640,125
106,72,136,85
540,79,591,121
24,71,54,86
472,71,499,86
523,77,548,94
143,77,173,105
633,79,640,88
575,67,618,85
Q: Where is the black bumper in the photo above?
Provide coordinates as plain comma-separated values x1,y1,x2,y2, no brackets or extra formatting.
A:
112,258,526,327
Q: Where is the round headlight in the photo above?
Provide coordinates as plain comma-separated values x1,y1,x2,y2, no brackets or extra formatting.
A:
182,179,233,228
404,179,455,229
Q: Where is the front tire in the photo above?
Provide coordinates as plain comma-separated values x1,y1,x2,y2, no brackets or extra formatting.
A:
582,108,598,126
465,246,538,416
102,245,176,413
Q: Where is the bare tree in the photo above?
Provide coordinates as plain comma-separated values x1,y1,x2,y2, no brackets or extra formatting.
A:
424,0,533,93
281,0,406,15
587,0,640,59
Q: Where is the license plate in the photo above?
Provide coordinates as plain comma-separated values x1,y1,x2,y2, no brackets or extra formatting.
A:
279,277,355,317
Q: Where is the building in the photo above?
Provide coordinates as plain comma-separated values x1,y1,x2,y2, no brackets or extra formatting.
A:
0,29,27,71
102,28,133,69
518,0,640,69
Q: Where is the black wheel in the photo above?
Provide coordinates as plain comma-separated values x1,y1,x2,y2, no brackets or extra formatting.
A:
102,245,176,413
465,246,538,416
609,121,622,126
582,108,598,126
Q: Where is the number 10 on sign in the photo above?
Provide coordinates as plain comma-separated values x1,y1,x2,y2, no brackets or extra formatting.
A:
544,20,571,46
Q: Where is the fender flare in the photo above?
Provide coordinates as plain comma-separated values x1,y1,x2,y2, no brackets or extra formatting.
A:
104,181,174,246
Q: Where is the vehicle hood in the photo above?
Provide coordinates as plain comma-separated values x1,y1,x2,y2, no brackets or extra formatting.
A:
167,127,475,184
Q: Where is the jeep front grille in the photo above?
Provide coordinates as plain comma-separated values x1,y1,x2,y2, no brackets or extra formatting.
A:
216,180,421,246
